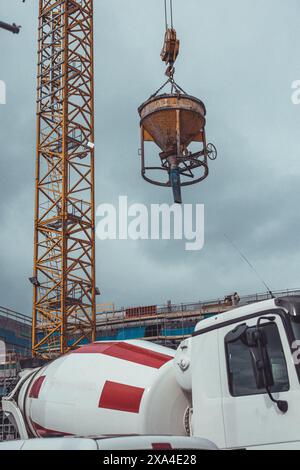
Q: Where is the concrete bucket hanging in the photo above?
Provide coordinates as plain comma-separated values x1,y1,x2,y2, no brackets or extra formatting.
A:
138,15,217,204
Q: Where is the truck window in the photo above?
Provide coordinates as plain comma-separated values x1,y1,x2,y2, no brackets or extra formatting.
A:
225,322,289,397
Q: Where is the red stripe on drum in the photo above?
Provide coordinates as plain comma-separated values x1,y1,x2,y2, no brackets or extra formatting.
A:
32,421,72,438
72,342,173,369
29,375,46,399
99,381,144,414
152,443,173,450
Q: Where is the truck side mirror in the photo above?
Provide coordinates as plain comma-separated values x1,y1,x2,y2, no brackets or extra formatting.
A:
226,317,288,414
252,317,288,414
246,329,274,390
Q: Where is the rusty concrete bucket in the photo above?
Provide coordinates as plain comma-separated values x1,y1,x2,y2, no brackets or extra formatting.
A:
139,94,206,152
139,93,211,204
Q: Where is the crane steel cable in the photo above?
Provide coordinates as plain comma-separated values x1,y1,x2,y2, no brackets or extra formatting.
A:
164,0,168,30
164,0,174,30
170,0,174,28
224,234,275,299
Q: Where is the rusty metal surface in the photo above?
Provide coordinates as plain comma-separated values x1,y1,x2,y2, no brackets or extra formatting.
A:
160,28,180,77
139,94,206,152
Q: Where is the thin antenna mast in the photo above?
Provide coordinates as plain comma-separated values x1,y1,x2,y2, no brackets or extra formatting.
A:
224,234,275,299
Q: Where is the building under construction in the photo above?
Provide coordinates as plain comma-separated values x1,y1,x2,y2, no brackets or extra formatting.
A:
1,287,300,441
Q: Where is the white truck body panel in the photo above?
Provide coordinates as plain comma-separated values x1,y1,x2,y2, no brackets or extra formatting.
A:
0,436,217,451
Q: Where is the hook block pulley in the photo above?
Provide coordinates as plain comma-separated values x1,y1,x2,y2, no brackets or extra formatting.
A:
161,28,180,77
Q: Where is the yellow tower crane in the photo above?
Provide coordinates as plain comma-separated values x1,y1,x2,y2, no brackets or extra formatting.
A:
30,0,98,358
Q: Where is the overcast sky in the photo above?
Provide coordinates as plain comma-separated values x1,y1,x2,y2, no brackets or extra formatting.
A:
0,0,300,315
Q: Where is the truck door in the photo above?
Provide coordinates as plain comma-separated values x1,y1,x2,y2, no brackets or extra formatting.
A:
219,312,300,449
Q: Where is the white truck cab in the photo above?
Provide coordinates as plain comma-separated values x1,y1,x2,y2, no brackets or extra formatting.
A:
175,295,300,450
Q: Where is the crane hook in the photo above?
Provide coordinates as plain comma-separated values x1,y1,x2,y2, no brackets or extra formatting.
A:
161,28,180,77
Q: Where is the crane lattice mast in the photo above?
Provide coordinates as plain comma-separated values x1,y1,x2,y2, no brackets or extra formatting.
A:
31,0,96,358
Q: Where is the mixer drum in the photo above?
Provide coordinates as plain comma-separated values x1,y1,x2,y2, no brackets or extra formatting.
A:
18,340,190,438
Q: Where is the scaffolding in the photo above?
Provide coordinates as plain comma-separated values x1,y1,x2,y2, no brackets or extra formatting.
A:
95,288,300,347
0,352,21,441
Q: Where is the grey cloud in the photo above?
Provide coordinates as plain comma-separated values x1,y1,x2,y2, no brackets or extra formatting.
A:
0,0,300,313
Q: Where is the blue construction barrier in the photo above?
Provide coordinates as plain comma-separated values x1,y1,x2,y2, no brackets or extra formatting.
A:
0,327,31,353
96,327,146,342
161,327,195,337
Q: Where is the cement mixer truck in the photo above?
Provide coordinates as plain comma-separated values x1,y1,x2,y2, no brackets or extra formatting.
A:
2,296,300,450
